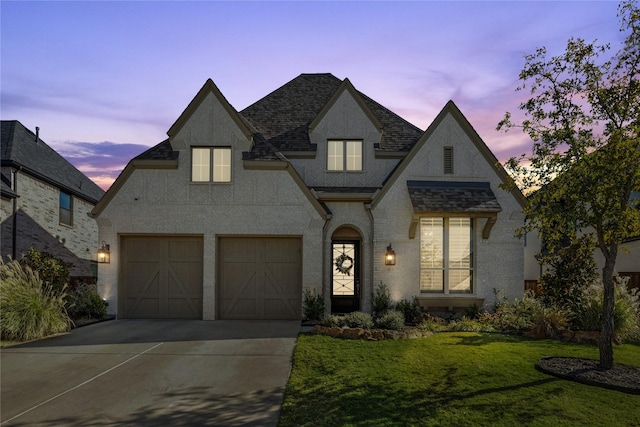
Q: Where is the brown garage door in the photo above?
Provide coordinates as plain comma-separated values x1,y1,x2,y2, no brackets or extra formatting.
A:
120,236,203,319
218,237,302,320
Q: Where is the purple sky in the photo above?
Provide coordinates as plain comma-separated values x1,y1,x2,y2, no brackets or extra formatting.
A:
1,1,624,190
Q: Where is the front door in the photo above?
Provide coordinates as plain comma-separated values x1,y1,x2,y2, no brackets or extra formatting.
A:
331,241,360,313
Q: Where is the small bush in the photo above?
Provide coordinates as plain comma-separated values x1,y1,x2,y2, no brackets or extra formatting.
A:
344,311,373,329
320,315,344,328
376,310,405,330
465,304,482,319
449,316,488,332
573,278,640,342
394,297,422,324
67,283,107,320
373,282,393,317
303,288,325,321
416,314,447,332
0,259,70,341
529,300,571,338
20,248,73,294
479,291,539,333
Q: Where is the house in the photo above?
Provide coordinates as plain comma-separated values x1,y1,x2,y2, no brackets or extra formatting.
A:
91,74,526,320
1,121,105,278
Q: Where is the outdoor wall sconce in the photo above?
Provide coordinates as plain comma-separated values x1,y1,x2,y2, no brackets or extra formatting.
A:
385,243,396,266
97,241,110,264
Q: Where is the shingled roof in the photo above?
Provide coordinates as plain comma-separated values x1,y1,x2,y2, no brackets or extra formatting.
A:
1,121,104,204
140,73,424,162
240,73,423,155
407,181,502,213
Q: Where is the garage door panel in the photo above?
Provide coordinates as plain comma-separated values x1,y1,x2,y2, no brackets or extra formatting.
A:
219,237,301,320
121,236,203,319
221,298,257,319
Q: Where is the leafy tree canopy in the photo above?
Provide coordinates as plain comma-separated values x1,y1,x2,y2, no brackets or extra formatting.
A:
498,0,640,369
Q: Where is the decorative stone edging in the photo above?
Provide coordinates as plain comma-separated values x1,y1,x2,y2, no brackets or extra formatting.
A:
311,324,433,340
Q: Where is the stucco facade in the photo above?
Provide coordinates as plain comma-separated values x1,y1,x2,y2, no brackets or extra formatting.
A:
93,74,526,320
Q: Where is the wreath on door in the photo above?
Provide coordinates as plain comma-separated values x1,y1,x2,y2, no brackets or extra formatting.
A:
334,252,354,276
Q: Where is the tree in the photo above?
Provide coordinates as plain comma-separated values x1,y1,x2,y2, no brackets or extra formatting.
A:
498,0,640,369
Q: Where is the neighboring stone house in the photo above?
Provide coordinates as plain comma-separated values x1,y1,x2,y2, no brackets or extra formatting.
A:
92,74,526,320
1,120,104,277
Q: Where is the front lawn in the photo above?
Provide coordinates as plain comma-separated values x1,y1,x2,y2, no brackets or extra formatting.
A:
279,333,640,426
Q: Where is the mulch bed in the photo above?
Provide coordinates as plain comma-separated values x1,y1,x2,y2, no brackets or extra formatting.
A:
536,356,640,395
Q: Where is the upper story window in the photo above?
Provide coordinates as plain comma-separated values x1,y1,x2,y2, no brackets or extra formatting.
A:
59,191,73,226
420,217,473,293
327,140,362,171
192,147,231,182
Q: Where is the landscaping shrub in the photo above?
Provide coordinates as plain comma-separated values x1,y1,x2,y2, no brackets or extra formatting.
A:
479,291,538,333
320,315,344,328
394,297,422,324
303,288,325,321
375,310,405,330
20,248,73,294
573,278,640,343
448,316,489,332
67,283,107,320
528,299,572,338
0,258,70,341
344,311,373,329
373,282,393,317
416,313,447,332
537,235,597,312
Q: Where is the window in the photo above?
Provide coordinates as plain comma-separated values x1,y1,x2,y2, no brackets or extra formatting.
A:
420,217,473,293
327,140,362,171
59,191,73,226
444,147,454,174
191,147,231,182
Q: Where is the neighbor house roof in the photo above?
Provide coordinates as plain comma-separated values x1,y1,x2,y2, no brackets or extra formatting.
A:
1,121,104,204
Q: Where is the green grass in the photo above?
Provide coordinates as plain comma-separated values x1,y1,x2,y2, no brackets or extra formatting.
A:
279,333,640,426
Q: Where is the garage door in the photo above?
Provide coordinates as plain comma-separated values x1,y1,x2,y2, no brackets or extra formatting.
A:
218,237,302,320
120,236,203,319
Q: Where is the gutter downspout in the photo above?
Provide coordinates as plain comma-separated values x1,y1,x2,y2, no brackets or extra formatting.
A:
365,202,374,313
11,167,19,260
322,213,332,315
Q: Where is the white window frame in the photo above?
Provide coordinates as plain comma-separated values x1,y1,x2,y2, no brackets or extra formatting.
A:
191,147,231,183
327,140,362,171
420,217,473,294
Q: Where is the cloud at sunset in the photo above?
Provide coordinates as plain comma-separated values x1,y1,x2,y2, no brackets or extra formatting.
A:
53,141,151,190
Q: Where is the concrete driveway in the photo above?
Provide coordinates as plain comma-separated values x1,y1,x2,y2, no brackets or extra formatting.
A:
1,319,301,426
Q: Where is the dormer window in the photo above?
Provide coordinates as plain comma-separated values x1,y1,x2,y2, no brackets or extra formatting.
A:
327,140,362,171
192,147,231,182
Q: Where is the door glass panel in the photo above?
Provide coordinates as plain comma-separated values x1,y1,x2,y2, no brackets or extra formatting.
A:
332,243,355,296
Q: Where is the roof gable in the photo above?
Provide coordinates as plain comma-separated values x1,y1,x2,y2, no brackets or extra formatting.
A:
373,101,526,209
309,78,383,133
167,79,253,141
1,120,104,203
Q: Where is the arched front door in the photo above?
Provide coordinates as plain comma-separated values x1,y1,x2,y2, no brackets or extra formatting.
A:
331,227,361,313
